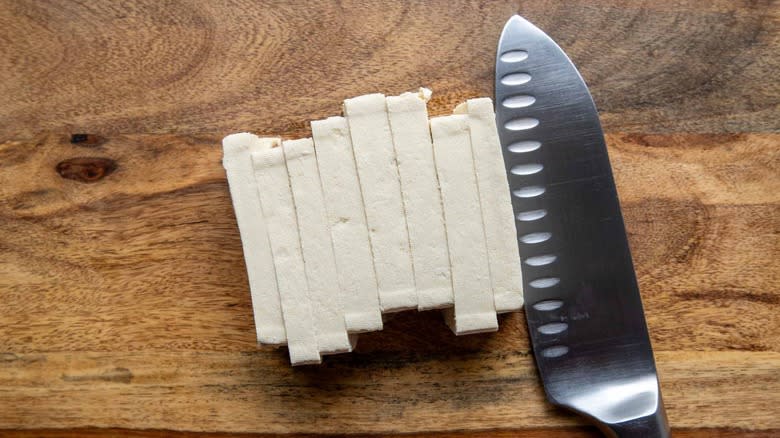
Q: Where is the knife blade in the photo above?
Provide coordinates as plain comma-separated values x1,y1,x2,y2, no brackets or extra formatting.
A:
495,15,670,438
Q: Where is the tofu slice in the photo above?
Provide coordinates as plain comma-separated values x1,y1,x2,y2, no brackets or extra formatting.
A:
222,133,286,345
386,89,454,310
343,94,417,312
251,147,320,365
430,115,498,335
454,98,524,312
283,138,355,353
311,117,383,333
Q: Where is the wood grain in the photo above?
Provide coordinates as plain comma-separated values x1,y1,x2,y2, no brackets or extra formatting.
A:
0,349,778,433
2,428,779,438
1,133,777,353
1,0,779,436
0,132,778,435
0,0,777,140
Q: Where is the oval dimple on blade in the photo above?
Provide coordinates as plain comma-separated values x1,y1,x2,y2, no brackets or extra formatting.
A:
500,50,528,62
503,95,536,108
501,72,532,86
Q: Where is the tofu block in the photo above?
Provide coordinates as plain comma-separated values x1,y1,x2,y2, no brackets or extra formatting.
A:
283,138,355,353
251,147,320,365
311,117,383,333
430,115,498,335
343,94,417,312
454,98,524,312
222,133,286,345
387,90,453,310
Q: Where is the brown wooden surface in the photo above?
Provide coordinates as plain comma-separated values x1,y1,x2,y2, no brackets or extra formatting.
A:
0,0,778,436
1,429,778,438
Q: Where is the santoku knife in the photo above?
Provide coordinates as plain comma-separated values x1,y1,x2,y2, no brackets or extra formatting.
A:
495,15,670,437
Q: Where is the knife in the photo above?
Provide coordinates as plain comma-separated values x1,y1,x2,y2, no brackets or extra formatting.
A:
495,15,670,437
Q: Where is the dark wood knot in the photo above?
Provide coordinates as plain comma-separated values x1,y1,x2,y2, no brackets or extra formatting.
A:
56,157,117,183
70,133,106,147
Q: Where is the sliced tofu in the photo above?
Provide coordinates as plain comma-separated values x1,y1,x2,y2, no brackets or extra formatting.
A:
311,116,383,333
283,138,355,353
251,147,320,365
430,115,498,335
454,98,524,312
343,94,417,312
222,133,286,345
387,90,454,310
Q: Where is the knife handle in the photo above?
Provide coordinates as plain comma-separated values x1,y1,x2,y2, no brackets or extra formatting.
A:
602,404,671,438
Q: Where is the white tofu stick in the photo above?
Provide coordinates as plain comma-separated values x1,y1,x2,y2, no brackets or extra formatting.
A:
222,133,286,345
251,147,320,365
283,138,355,353
454,98,524,312
387,89,453,310
344,94,417,312
312,117,383,333
430,116,498,335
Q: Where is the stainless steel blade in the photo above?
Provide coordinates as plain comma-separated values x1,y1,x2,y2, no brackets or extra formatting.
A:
495,15,670,438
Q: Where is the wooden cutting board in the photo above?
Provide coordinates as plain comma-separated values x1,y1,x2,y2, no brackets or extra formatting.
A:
1,1,778,437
